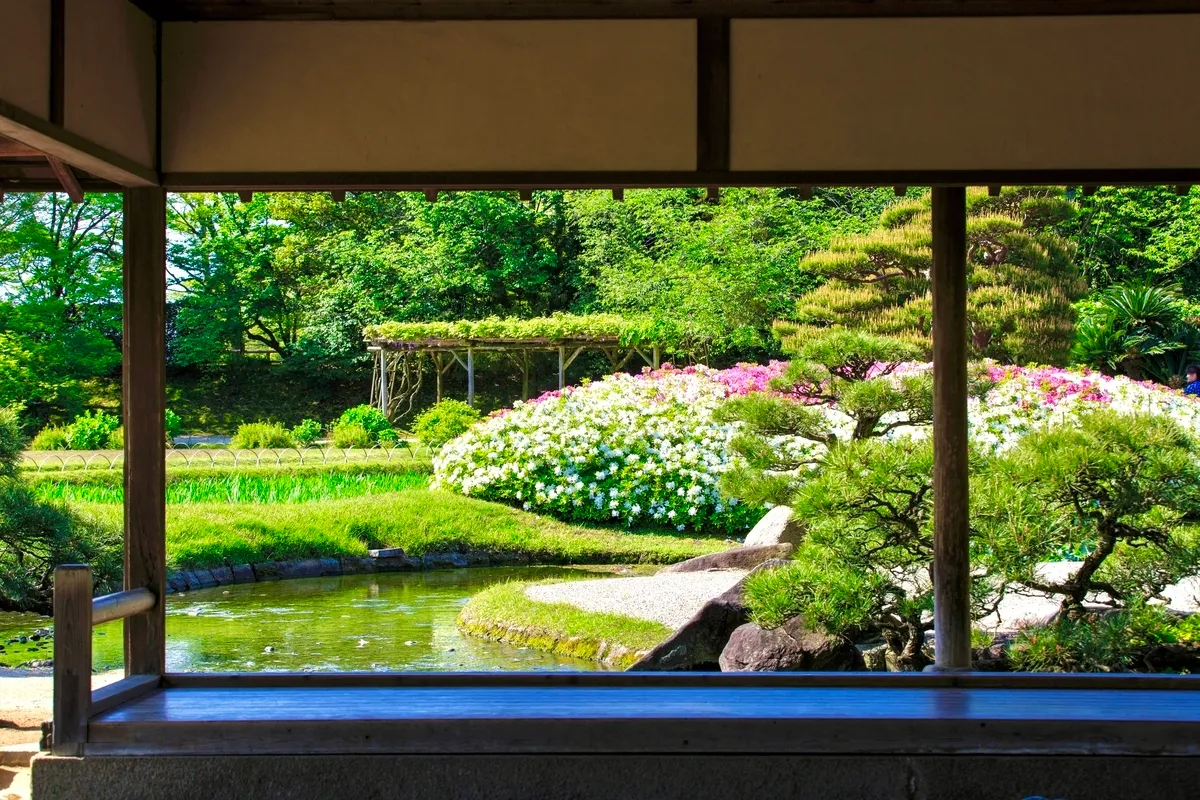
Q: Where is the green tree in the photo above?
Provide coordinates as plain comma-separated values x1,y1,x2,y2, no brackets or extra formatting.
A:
574,188,898,362
777,188,1085,365
1066,186,1200,294
973,410,1200,614
0,193,123,422
168,193,300,364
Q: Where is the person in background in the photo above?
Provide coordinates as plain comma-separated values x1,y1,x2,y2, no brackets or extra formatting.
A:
1186,365,1200,397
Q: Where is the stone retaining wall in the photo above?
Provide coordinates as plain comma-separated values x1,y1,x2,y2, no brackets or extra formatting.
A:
164,549,535,594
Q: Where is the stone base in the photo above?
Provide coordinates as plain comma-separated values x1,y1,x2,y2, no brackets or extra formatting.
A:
32,753,1200,800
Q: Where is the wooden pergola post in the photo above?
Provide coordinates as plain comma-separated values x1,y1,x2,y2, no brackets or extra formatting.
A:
521,350,530,400
122,188,167,676
558,346,566,390
378,351,390,417
466,347,475,407
931,186,971,671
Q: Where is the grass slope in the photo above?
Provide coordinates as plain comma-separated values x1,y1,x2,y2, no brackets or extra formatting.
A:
458,580,671,669
75,489,729,572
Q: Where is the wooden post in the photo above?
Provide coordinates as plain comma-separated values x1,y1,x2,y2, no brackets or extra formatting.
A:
652,346,661,370
122,188,167,676
521,350,530,401
53,565,92,756
467,347,475,407
378,351,390,417
433,353,444,403
558,346,566,390
931,186,971,672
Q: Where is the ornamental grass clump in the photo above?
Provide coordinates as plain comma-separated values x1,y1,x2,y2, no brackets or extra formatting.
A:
231,422,295,450
434,365,783,535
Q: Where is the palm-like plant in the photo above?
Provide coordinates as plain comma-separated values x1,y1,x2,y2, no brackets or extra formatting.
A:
1071,281,1197,381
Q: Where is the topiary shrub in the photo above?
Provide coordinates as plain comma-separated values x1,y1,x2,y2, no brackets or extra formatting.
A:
412,399,481,450
336,405,392,443
291,419,323,447
331,422,372,449
65,411,121,450
30,425,70,451
231,422,295,450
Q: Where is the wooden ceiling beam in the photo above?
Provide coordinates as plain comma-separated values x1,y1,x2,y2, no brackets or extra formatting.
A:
47,156,85,203
148,1,1200,22
0,136,45,159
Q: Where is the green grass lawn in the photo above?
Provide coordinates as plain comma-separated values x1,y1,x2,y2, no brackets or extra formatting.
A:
74,488,729,573
458,580,671,668
31,465,430,504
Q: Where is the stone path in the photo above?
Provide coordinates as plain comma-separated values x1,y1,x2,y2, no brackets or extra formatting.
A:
979,563,1200,633
526,571,746,629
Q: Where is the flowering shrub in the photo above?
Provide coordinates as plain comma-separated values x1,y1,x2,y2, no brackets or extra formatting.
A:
970,365,1200,453
434,365,771,534
435,361,1200,535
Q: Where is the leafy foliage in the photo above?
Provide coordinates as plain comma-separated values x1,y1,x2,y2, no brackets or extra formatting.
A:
1008,604,1186,673
365,313,693,348
0,193,123,422
330,422,373,449
231,422,295,450
29,425,70,451
64,410,121,451
336,404,393,442
291,418,323,447
412,399,481,449
0,407,119,612
777,188,1085,365
973,410,1200,613
1071,281,1200,382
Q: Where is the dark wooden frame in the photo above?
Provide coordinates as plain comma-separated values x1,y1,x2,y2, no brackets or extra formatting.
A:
132,1,1200,22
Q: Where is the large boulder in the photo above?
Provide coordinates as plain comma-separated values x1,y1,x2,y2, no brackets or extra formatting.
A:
628,559,791,671
719,616,864,672
742,505,803,548
659,543,793,574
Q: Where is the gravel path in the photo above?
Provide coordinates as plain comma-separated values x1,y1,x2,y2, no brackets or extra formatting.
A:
526,571,746,629
0,669,124,747
979,564,1200,633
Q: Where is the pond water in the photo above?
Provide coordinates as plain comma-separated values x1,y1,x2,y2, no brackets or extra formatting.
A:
0,566,639,672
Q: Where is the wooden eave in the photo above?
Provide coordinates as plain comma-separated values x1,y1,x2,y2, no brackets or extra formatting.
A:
0,134,121,196
137,0,1200,22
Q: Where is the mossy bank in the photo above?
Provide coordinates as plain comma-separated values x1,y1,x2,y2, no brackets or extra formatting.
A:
457,580,672,669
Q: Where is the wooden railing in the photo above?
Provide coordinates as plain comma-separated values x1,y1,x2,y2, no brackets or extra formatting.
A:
52,565,161,756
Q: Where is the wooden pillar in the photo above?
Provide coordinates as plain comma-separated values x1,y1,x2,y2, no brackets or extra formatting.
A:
521,350,530,401
931,186,971,671
652,346,661,370
52,565,91,756
434,353,443,403
467,347,475,407
378,351,390,417
122,188,167,676
558,346,566,390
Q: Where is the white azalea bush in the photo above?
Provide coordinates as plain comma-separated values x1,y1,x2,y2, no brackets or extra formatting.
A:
433,365,787,535
434,361,1200,536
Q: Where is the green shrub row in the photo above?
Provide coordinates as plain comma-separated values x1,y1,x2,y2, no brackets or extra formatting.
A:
29,409,182,451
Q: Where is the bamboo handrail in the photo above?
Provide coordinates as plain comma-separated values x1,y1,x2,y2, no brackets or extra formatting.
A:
91,587,157,627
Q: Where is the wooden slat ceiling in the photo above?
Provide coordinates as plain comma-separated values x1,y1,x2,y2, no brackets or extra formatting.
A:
137,0,1200,21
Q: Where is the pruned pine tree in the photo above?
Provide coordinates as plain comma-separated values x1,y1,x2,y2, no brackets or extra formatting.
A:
775,188,1085,366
